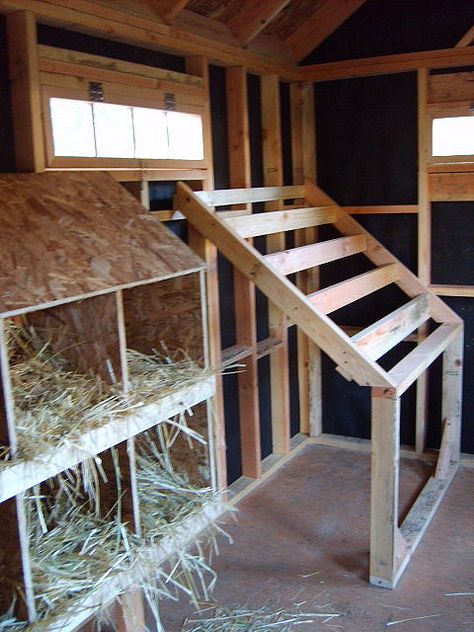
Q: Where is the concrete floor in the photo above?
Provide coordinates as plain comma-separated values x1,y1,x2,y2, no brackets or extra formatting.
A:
159,444,474,631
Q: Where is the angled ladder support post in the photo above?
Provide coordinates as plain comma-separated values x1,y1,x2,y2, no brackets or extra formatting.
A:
175,180,464,589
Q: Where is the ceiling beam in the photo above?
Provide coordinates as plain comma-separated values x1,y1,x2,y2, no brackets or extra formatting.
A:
299,46,474,82
226,0,291,47
286,0,367,62
456,24,474,47
149,0,190,24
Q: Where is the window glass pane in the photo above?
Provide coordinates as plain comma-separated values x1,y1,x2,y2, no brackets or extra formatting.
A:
50,98,95,157
166,111,204,160
432,116,474,156
93,103,135,158
132,107,169,159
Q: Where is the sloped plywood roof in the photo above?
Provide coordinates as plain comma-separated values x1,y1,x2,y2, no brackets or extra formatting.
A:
0,171,204,316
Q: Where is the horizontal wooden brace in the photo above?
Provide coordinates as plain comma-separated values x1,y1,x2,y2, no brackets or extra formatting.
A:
308,263,400,315
225,206,337,238
196,185,305,206
265,235,367,275
388,323,462,395
256,336,285,359
299,46,474,82
352,294,430,360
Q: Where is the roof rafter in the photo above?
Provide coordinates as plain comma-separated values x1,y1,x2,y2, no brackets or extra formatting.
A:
456,24,474,47
286,0,367,62
149,0,190,24
227,0,291,47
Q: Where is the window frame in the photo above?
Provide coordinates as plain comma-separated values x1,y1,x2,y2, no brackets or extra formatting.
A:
426,101,474,168
42,86,208,173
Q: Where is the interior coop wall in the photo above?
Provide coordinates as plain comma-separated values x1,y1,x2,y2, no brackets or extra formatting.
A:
0,15,472,487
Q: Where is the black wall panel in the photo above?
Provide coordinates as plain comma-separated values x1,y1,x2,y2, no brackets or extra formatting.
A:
0,16,15,173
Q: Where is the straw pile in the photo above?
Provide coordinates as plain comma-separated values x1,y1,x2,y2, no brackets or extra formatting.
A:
1,322,214,464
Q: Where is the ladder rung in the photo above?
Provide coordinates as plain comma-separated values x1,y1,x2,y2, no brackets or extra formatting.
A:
256,337,285,359
353,294,430,360
196,185,305,207
265,235,367,275
225,206,337,238
221,344,253,367
389,324,461,395
307,263,400,315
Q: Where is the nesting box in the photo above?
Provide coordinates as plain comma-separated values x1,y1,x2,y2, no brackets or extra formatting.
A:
0,172,216,628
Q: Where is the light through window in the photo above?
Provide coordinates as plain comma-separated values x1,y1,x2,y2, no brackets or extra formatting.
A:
49,98,204,160
432,116,474,157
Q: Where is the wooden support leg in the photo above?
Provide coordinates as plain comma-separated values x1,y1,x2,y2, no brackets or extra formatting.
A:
370,388,401,588
436,329,464,479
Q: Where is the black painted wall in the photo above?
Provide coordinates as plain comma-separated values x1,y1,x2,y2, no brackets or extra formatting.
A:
315,72,473,454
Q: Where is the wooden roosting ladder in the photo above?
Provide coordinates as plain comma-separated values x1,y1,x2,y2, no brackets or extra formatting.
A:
176,179,463,589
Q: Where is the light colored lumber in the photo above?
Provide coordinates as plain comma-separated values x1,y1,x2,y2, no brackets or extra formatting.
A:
265,235,367,275
0,377,215,503
299,46,474,82
226,64,261,479
428,70,474,102
196,184,305,207
176,182,394,388
262,73,290,456
396,464,457,586
221,344,253,367
430,285,474,298
416,69,430,457
7,10,45,171
256,336,285,359
291,81,320,435
0,0,298,79
456,24,474,47
435,330,464,477
227,0,290,46
352,294,430,360
225,206,337,238
38,44,204,87
286,0,367,62
344,205,418,214
308,264,400,315
370,390,403,589
304,179,462,325
388,324,462,396
429,172,474,201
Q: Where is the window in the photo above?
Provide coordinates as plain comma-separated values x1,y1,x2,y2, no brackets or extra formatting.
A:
49,98,204,161
432,116,474,157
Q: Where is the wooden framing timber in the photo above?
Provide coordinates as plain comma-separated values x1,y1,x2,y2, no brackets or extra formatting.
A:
299,46,474,82
261,74,290,455
226,64,261,479
0,0,298,79
178,181,465,590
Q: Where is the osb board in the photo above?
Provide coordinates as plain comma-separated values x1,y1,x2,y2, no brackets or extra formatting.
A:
26,294,122,384
0,172,204,317
263,0,324,39
122,273,204,361
0,498,27,617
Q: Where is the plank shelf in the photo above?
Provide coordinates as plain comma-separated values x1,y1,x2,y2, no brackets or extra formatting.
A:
0,376,215,504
